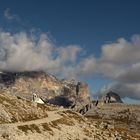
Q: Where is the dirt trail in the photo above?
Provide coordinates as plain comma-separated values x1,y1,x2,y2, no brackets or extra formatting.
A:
0,110,63,128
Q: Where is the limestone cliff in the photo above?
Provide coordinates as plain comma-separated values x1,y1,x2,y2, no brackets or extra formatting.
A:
0,71,90,109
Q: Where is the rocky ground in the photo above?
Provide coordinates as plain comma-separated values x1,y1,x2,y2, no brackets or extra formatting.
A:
0,93,140,140
0,71,140,139
86,103,140,139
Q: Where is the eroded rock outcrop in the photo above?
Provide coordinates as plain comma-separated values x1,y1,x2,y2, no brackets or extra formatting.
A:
100,91,123,103
0,71,91,110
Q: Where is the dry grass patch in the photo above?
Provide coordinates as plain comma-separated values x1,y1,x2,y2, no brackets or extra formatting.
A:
18,124,41,134
86,115,102,120
50,116,74,129
111,127,140,140
83,128,92,137
41,123,53,135
0,94,17,106
37,104,56,111
0,93,49,123
42,123,52,132
1,133,9,139
61,110,85,123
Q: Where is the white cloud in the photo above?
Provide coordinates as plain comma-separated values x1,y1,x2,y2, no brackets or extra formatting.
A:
0,30,96,79
115,63,140,83
77,56,97,76
0,29,140,100
97,35,140,100
98,35,140,83
101,35,140,64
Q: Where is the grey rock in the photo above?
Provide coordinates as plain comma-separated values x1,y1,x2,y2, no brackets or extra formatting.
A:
100,91,123,103
0,71,91,111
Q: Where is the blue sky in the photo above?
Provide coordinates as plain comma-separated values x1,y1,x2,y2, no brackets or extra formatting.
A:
0,0,140,104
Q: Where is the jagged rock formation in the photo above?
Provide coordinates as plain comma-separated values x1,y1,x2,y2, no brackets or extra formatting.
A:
0,71,91,111
100,91,123,103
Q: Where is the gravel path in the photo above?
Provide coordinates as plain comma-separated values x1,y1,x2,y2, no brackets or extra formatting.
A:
0,111,62,127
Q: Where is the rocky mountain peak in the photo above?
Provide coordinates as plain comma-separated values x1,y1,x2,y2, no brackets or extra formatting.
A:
101,90,123,103
0,71,91,110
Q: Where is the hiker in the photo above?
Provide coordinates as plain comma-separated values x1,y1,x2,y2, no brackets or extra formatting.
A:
89,103,92,109
85,104,89,112
79,107,85,115
70,103,76,109
95,100,98,106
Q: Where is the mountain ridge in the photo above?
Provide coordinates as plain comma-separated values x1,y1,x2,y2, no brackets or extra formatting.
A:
0,71,91,111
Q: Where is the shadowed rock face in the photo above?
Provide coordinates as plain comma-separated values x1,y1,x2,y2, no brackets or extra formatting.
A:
101,91,123,103
0,71,90,109
49,96,73,107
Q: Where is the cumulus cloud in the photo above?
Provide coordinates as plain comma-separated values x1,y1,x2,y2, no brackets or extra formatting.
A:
115,63,140,83
0,30,96,78
100,35,140,64
4,8,18,20
0,29,140,100
97,35,140,100
77,56,97,76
